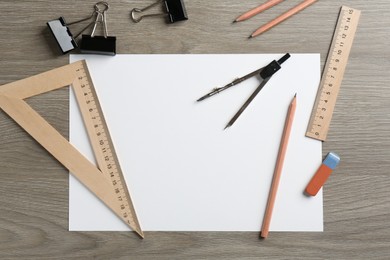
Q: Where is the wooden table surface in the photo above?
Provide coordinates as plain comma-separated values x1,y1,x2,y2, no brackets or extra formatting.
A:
0,0,389,259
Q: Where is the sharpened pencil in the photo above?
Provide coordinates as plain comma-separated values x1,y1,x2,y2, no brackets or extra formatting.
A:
234,0,285,22
250,0,318,38
260,94,297,238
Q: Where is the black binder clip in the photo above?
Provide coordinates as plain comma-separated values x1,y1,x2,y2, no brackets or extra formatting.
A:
47,16,78,54
80,2,116,55
131,0,188,24
47,2,116,55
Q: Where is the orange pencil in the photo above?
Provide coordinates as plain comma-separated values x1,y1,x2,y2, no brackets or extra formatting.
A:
250,0,318,38
234,0,285,22
260,94,297,238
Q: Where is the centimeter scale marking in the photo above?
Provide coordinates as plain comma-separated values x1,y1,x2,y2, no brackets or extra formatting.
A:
74,63,143,236
306,6,361,141
0,60,144,238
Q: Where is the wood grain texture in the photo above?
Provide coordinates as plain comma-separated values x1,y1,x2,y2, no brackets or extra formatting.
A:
0,0,389,259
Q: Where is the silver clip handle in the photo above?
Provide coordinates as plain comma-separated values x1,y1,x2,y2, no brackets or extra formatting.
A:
91,1,109,38
130,0,166,23
72,2,110,39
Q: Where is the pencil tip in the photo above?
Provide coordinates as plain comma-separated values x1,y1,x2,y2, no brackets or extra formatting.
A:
248,35,253,39
224,124,230,130
294,93,297,97
234,17,244,23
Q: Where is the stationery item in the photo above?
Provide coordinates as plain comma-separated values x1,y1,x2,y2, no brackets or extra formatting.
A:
305,152,340,196
197,53,290,129
251,0,317,38
79,2,116,55
47,16,79,54
261,94,297,238
69,54,323,232
47,2,116,55
306,6,361,141
0,61,143,238
235,0,285,22
130,0,188,23
80,34,116,55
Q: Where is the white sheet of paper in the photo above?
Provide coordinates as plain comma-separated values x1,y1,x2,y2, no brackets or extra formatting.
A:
69,54,322,231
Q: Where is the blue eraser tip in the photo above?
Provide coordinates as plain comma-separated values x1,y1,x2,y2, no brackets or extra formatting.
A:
323,152,340,170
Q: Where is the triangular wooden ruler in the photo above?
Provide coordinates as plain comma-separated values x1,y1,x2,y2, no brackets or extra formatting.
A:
0,60,144,238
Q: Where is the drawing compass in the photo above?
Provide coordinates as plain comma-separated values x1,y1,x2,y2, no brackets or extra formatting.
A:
197,53,290,129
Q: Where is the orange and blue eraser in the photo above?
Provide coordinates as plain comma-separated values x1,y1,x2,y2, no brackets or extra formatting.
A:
305,152,340,196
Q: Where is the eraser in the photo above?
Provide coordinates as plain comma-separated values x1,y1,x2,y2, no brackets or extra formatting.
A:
323,152,340,169
305,152,340,196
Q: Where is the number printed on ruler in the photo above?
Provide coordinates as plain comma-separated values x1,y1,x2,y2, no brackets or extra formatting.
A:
0,60,143,238
306,6,361,141
75,64,139,230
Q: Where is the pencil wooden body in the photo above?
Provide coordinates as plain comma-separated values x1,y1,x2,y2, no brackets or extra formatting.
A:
251,0,317,37
261,95,297,238
235,0,284,22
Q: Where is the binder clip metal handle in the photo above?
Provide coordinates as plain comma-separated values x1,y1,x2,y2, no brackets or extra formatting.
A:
131,0,166,23
90,2,109,38
68,2,109,39
130,0,188,24
47,1,115,55
69,11,98,39
80,2,116,56
47,6,101,54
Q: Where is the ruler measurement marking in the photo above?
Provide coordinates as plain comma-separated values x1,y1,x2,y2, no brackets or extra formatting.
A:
0,60,143,238
306,6,360,141
75,62,143,236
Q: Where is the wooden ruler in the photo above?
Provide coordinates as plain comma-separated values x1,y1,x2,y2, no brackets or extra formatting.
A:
0,60,144,238
306,6,361,141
